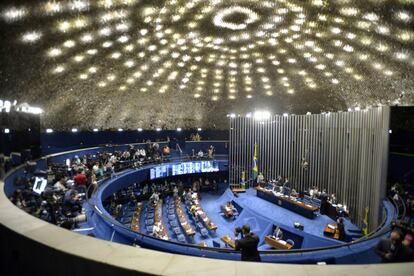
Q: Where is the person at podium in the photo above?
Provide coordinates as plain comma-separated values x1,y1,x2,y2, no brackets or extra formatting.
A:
273,226,283,239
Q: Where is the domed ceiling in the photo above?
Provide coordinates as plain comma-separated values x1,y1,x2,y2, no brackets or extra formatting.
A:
0,0,413,130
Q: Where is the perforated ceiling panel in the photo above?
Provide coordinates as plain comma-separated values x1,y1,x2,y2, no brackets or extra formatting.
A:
0,0,413,130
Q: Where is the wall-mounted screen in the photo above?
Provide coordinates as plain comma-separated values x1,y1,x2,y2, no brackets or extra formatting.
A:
150,165,169,180
150,161,219,180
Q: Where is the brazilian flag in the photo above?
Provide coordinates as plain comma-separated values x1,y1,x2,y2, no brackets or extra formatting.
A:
362,207,369,235
252,143,258,181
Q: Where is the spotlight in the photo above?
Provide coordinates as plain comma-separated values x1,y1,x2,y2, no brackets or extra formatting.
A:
389,129,392,134
282,113,289,117
246,113,252,118
71,128,78,132
306,112,311,115
118,128,123,132
197,128,202,131
137,128,143,132
177,128,182,131
347,108,353,112
4,128,10,134
230,113,236,118
46,128,53,133
254,111,271,120
156,128,161,131
355,107,361,111
93,128,99,132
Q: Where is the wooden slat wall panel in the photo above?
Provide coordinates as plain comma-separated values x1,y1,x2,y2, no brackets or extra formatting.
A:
229,107,390,230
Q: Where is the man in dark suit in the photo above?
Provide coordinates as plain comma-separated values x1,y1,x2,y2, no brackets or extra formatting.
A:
319,190,329,215
235,224,261,262
336,217,346,241
375,230,404,262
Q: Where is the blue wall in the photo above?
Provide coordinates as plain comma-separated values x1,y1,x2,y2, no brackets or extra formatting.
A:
41,130,228,155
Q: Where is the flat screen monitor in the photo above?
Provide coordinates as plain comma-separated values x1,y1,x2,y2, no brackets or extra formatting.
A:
32,176,47,195
150,161,220,180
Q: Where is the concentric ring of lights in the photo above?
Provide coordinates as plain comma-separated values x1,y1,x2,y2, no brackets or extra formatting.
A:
0,0,413,121
212,6,260,31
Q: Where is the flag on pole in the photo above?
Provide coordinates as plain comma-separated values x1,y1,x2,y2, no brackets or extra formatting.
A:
252,143,258,181
362,207,369,236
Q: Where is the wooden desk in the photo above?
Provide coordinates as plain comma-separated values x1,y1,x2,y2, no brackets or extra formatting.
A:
256,187,318,218
264,235,293,250
175,199,196,237
198,242,208,247
206,221,218,231
324,223,339,240
131,203,143,233
232,188,246,193
221,235,236,249
196,210,218,231
182,222,196,236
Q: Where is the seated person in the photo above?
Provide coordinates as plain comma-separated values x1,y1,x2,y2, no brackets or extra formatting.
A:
272,226,283,239
207,145,215,158
401,234,414,262
173,186,179,198
63,188,81,214
223,201,236,217
376,230,404,262
153,222,168,240
271,180,279,191
330,193,337,204
197,150,204,158
54,178,67,192
192,180,200,193
290,189,298,197
190,204,198,214
149,192,160,206
257,173,265,186
162,145,170,156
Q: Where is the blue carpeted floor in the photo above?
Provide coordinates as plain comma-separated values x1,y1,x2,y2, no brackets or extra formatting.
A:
197,188,349,248
88,187,361,249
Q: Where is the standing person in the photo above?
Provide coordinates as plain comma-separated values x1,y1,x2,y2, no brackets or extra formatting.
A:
336,217,346,241
320,189,329,215
234,224,261,262
257,173,264,186
283,177,290,195
73,169,87,193
375,230,404,262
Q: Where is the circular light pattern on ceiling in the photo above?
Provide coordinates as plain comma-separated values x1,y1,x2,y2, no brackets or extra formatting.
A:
212,6,260,30
0,0,413,129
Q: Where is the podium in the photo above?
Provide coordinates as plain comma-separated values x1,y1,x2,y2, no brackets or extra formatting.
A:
230,183,246,193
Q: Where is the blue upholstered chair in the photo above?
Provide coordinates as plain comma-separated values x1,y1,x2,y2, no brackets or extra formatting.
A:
177,234,186,243
196,222,204,230
200,228,209,238
212,240,221,248
168,214,176,221
170,220,179,227
146,225,154,233
173,227,182,235
145,219,154,225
